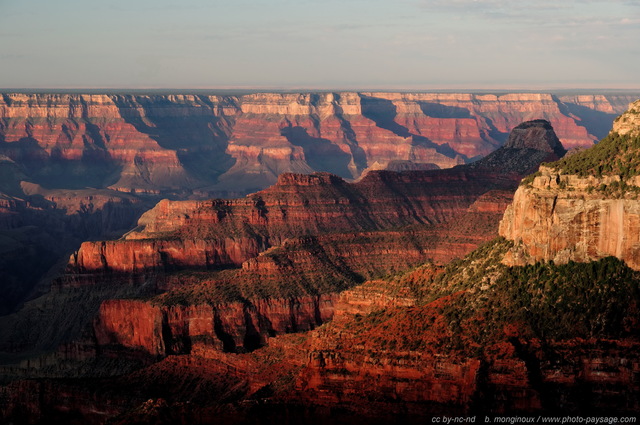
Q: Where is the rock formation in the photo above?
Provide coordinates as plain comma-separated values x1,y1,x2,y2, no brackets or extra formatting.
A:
501,119,566,155
500,166,640,269
613,99,640,136
64,167,522,279
500,100,640,269
0,92,634,195
465,119,566,175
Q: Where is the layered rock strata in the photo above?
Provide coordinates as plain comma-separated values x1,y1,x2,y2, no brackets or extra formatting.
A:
56,120,566,361
66,168,520,277
94,295,338,356
1,92,634,195
0,92,628,309
500,167,640,269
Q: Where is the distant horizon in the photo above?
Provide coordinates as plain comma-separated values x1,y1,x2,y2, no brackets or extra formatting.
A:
2,87,640,96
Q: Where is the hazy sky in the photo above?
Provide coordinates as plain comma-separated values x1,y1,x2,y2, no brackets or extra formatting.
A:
0,0,638,90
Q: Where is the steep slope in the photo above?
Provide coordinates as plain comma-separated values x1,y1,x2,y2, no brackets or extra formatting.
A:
500,99,640,269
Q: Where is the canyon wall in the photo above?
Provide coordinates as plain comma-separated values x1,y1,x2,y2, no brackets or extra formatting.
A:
500,167,640,269
1,92,635,195
94,294,338,356
297,334,640,416
65,168,520,278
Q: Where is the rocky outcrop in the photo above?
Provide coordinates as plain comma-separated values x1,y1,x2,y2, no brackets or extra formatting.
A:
500,100,640,269
70,237,264,275
501,119,566,155
466,119,566,175
500,166,640,269
93,295,338,356
94,300,165,356
613,99,640,136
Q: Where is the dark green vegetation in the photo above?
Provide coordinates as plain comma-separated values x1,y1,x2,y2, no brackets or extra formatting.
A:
519,171,541,187
489,257,640,340
341,238,640,356
402,238,512,304
550,132,640,179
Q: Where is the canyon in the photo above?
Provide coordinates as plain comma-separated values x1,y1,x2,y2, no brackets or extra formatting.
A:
37,119,560,361
1,91,631,313
1,95,640,424
0,91,634,313
51,165,522,359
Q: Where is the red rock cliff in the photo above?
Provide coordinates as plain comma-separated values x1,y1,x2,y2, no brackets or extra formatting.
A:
93,294,338,356
500,167,640,269
0,91,629,195
66,167,520,277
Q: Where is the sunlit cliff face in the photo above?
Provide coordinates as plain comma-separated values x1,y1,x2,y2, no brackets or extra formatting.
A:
0,92,633,195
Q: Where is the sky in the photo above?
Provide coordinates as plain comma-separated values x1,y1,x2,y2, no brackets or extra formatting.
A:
0,0,638,90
